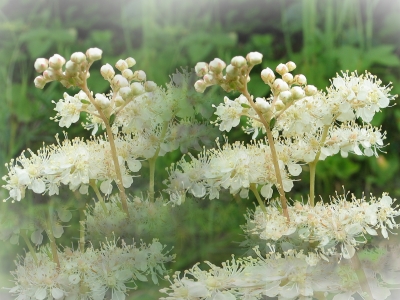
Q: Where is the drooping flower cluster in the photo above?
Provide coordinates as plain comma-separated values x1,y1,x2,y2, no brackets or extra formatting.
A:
9,239,175,300
160,245,400,300
164,139,301,205
242,193,400,260
2,135,142,202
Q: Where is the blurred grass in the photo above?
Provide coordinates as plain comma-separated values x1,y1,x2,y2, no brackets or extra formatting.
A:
0,0,400,299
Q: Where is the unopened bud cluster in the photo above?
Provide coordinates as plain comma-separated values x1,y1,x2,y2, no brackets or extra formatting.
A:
34,48,103,89
194,51,263,93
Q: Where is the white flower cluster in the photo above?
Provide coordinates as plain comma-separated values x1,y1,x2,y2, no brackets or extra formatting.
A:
243,194,399,260
86,194,171,244
9,239,175,300
164,139,301,205
2,135,141,202
160,245,400,300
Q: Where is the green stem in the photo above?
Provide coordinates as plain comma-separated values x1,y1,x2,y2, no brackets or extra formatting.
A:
148,121,168,201
309,125,330,206
81,85,130,217
250,184,267,214
241,74,290,221
79,207,85,253
46,206,60,269
90,180,108,214
20,230,38,264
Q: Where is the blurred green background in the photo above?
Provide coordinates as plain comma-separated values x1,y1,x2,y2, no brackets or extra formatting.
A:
1,0,400,299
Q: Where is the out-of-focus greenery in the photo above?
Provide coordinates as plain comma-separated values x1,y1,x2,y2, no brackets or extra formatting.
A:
1,0,400,298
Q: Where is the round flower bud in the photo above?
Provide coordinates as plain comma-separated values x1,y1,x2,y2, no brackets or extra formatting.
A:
144,81,157,92
294,74,307,85
100,63,115,80
122,69,134,81
42,68,57,81
209,58,226,73
282,73,293,84
274,99,285,111
48,54,66,69
115,59,129,71
255,97,271,112
195,62,209,77
119,87,132,99
133,70,146,82
34,76,46,89
203,73,215,85
304,85,318,96
226,64,239,78
231,56,247,68
94,93,110,108
70,52,86,64
261,68,275,84
291,86,305,99
194,80,207,93
86,47,102,62
286,61,296,72
246,52,263,65
65,60,79,73
272,78,289,93
34,58,48,73
125,57,136,68
276,63,289,75
279,91,292,103
112,74,129,89
130,82,145,96
115,95,124,107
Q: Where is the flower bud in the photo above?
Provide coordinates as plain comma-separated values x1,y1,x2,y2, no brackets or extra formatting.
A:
48,54,66,69
231,56,247,68
115,95,124,107
144,81,157,92
194,80,207,93
65,60,79,73
125,57,136,68
112,74,129,89
133,70,146,81
203,74,215,85
34,76,46,89
276,63,289,75
274,99,285,111
100,63,115,80
272,78,289,93
70,52,86,64
43,68,57,81
209,58,226,73
282,73,293,84
34,58,48,73
246,52,263,65
286,61,296,72
195,62,209,77
261,68,275,84
294,74,307,85
86,48,102,62
94,93,110,108
304,85,318,96
279,91,292,102
122,69,134,81
130,82,145,96
291,86,305,99
115,59,129,71
119,87,132,99
226,64,239,78
255,97,271,112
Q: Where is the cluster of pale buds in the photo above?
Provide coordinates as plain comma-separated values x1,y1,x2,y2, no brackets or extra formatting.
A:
34,48,103,89
194,52,263,93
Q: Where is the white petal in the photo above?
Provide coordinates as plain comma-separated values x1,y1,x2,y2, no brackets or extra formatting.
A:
51,288,64,299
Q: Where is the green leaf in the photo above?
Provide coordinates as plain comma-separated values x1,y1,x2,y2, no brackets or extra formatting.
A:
269,118,276,129
241,103,251,108
364,45,400,67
